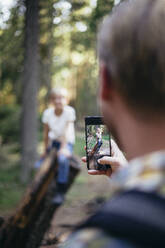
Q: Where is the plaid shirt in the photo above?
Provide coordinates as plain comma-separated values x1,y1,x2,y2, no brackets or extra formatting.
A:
59,150,165,248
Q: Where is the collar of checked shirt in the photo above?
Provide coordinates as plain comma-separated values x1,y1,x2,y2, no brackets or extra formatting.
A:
111,150,165,197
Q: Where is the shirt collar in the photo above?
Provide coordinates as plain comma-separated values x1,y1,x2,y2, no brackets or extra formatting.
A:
111,150,165,197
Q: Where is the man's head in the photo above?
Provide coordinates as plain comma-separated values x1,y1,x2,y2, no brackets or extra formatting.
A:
50,87,68,110
97,127,102,134
98,0,165,156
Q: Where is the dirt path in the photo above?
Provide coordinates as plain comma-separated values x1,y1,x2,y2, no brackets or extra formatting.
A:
40,161,111,247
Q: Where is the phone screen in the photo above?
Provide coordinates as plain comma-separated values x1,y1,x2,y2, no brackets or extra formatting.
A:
85,117,111,170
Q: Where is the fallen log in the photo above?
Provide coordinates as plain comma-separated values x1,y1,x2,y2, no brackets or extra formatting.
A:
0,150,80,248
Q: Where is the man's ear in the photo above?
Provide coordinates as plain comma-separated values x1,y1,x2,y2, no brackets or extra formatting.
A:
99,62,112,101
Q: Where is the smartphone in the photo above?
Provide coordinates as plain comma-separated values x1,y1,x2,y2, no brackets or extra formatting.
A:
85,116,111,171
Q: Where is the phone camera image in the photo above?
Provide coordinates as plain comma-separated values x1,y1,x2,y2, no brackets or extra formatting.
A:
85,117,111,171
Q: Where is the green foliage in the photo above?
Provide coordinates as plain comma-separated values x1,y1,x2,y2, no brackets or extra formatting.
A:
89,0,114,33
74,131,85,157
0,1,24,102
0,104,20,144
0,0,115,118
0,144,25,213
50,0,114,120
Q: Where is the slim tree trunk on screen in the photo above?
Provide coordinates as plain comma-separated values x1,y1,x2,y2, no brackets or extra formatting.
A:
21,0,39,183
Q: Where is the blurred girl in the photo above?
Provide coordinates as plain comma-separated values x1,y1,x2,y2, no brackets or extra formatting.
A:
42,88,76,204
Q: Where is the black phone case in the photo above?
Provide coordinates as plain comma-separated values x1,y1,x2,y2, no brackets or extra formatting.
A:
85,116,111,171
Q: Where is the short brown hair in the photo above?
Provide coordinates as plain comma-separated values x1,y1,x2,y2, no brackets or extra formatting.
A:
98,0,165,116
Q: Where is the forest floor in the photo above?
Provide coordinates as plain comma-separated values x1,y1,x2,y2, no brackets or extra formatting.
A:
40,161,111,248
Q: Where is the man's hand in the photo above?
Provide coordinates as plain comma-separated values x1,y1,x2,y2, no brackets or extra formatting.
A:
82,139,128,177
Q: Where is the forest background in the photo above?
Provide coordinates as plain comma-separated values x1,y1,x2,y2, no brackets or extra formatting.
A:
0,0,119,215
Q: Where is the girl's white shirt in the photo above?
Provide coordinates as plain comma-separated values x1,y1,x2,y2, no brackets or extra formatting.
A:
42,105,76,144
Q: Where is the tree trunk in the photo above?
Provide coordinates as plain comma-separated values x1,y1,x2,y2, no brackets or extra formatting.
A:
21,0,40,183
39,0,55,105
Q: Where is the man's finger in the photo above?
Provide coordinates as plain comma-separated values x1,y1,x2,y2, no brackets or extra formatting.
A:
88,170,106,175
111,139,120,156
98,156,118,165
81,156,87,162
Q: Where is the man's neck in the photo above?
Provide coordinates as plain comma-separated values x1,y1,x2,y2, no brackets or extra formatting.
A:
117,114,165,161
